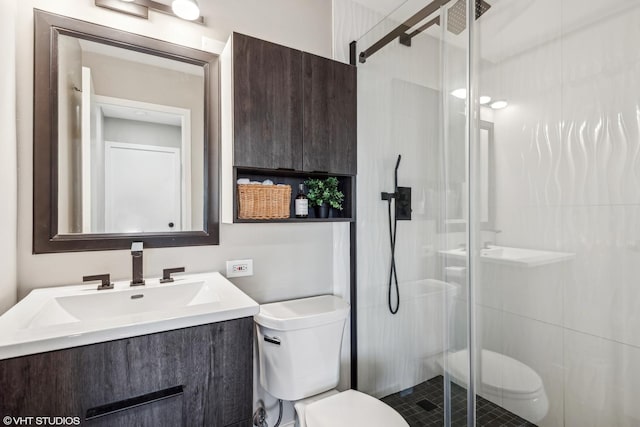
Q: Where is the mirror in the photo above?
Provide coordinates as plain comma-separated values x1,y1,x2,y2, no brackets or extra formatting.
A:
442,119,495,232
34,10,220,253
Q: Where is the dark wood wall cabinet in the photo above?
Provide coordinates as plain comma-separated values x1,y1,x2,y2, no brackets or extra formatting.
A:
233,33,303,171
225,33,357,223
0,318,254,427
303,53,357,175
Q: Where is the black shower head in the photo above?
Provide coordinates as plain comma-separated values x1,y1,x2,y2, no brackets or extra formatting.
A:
447,0,492,35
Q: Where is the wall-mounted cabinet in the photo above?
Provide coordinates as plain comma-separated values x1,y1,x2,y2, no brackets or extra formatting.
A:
232,34,303,171
303,53,357,175
221,33,357,223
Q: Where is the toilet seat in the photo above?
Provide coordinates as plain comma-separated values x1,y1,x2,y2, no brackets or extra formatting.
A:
302,390,409,427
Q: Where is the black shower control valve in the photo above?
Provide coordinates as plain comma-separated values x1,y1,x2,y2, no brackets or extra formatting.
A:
396,187,412,221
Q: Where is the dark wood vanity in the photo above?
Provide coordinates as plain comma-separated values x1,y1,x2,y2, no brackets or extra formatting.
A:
0,317,254,426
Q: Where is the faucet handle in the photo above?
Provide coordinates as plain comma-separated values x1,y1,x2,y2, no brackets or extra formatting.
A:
83,274,114,290
160,267,185,283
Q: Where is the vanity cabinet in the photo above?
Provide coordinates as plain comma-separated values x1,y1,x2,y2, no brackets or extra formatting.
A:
230,32,357,175
0,317,253,427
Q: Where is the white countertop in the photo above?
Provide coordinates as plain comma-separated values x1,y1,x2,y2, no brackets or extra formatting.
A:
0,271,259,360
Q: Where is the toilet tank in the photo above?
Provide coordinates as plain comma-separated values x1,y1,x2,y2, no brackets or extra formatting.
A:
254,295,350,401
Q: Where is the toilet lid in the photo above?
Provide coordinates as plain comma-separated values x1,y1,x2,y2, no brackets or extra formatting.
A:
447,349,543,396
305,390,408,427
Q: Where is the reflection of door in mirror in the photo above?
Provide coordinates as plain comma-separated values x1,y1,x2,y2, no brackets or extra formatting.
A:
442,117,494,232
56,34,204,234
105,142,181,233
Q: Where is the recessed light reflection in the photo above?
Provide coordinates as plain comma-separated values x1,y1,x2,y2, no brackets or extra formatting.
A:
451,88,467,99
450,89,494,106
490,100,508,110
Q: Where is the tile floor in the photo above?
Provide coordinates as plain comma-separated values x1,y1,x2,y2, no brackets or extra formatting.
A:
381,376,537,427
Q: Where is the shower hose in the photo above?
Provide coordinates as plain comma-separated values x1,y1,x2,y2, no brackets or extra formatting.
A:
387,195,400,314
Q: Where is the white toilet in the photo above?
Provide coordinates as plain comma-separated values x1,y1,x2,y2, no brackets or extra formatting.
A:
254,295,408,427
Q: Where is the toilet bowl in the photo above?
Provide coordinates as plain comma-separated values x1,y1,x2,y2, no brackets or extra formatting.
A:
255,295,408,427
444,348,549,423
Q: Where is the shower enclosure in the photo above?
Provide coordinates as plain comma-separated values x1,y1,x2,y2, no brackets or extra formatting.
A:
351,0,640,425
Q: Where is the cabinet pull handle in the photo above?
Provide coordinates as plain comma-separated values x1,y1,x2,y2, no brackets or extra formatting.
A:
264,335,281,345
85,385,184,420
276,167,295,171
311,170,329,174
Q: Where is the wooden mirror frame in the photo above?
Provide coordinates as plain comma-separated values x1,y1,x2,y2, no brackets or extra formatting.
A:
33,9,220,253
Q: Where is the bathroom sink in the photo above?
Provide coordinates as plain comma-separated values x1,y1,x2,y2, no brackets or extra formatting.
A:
439,245,574,267
0,272,258,360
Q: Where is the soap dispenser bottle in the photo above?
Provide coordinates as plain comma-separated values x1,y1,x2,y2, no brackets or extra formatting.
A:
295,183,309,218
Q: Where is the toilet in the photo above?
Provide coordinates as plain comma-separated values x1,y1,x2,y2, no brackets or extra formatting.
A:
444,349,549,423
254,295,409,427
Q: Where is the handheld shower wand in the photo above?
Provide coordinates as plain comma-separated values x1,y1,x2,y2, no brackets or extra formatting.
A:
381,155,412,315
394,154,401,194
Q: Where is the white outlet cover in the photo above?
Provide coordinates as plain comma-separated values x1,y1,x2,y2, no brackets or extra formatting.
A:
226,259,253,278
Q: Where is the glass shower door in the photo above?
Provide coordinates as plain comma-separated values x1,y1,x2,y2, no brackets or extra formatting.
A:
354,1,473,425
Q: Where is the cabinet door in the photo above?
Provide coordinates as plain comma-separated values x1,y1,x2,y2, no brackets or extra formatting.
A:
303,53,357,175
233,33,303,170
0,318,254,427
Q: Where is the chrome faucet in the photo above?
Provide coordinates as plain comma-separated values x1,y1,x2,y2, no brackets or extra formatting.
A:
131,242,145,286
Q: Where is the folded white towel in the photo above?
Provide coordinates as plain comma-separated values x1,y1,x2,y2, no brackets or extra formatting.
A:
262,179,274,185
237,178,250,184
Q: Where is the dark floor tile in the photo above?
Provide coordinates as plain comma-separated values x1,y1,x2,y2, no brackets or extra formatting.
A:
380,376,537,427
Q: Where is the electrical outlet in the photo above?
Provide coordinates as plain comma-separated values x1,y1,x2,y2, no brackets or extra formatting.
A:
226,259,253,278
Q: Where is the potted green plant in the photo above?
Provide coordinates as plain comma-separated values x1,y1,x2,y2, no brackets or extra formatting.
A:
304,177,344,218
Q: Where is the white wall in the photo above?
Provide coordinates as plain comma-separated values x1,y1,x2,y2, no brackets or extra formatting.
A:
0,0,18,313
13,1,339,426
478,2,640,426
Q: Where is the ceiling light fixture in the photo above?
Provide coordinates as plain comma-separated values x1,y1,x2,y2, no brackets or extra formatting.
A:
479,95,491,105
171,0,200,21
95,0,204,23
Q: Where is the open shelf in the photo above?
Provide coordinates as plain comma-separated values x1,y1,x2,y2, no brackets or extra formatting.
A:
233,167,356,223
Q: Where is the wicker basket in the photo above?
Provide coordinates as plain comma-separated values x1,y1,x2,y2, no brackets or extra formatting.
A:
237,184,292,219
